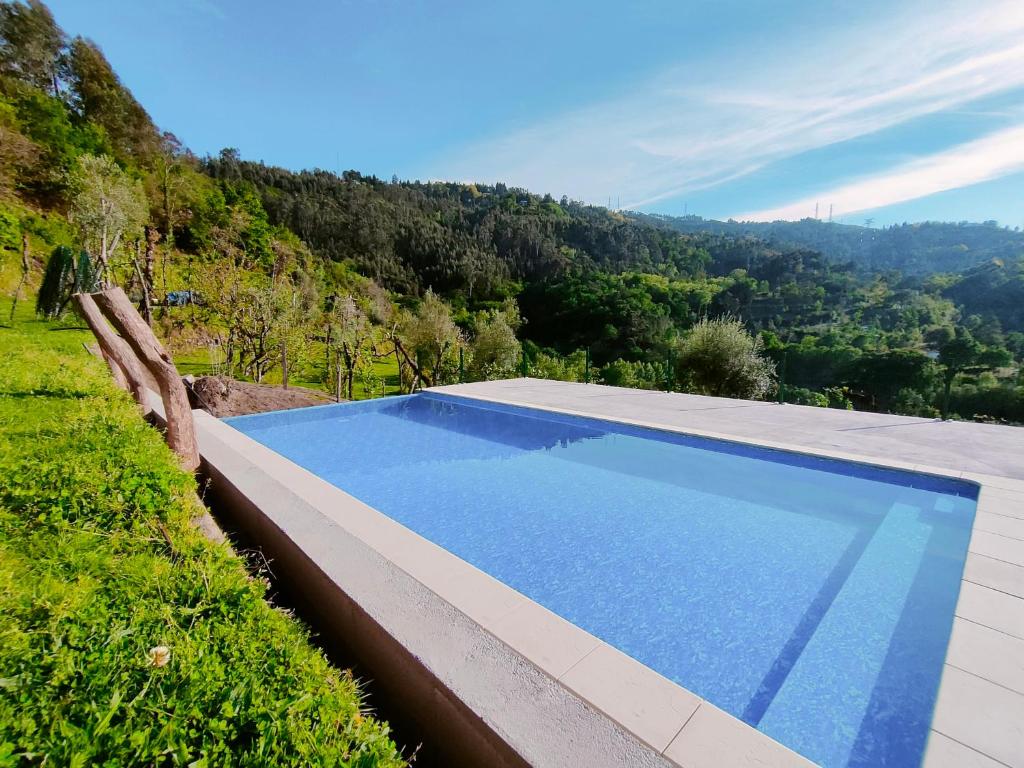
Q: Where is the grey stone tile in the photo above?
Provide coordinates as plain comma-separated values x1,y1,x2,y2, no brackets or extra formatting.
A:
559,643,700,753
954,585,1019,638
969,530,1024,568
923,731,1011,768
664,703,814,768
435,381,1024,479
955,581,1024,640
489,599,602,680
963,553,1024,599
947,617,1024,694
979,487,1024,521
931,665,1024,767
974,511,1024,541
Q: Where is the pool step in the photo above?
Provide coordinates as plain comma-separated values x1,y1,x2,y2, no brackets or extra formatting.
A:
757,502,931,767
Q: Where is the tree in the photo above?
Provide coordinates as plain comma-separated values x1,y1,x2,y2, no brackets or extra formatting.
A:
938,329,1013,419
392,290,462,390
468,299,521,380
325,294,372,400
675,316,776,400
65,36,159,161
842,349,937,412
0,0,66,95
233,277,289,384
0,100,37,197
66,153,147,283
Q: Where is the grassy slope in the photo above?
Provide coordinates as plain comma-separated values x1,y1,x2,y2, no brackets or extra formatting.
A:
0,303,405,767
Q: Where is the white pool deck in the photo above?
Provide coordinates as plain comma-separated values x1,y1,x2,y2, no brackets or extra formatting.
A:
164,380,1024,767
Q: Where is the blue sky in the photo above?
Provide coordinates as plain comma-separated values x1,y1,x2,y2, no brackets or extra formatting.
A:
48,0,1024,227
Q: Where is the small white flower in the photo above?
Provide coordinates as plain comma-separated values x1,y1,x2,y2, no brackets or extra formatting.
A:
148,645,171,667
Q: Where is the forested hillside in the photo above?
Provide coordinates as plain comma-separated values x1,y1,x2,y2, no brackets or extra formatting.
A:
634,212,1024,275
1,0,1022,422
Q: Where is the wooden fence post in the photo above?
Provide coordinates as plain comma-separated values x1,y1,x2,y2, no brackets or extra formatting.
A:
72,292,149,405
93,287,199,471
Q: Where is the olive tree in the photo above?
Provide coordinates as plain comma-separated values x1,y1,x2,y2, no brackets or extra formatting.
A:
67,153,147,284
675,316,776,400
468,298,521,380
391,289,462,390
325,294,373,400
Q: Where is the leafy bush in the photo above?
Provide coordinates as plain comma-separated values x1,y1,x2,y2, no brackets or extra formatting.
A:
467,300,521,381
782,386,829,408
527,347,588,382
674,316,776,400
0,310,404,767
599,358,667,390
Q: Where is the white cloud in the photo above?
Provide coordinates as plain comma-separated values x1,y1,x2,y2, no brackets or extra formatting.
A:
427,0,1024,211
734,123,1024,221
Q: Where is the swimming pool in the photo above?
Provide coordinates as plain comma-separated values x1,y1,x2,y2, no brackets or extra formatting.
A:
227,392,978,768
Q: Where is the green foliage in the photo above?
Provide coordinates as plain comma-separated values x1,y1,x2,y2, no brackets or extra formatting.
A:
842,349,939,413
782,386,829,408
467,299,521,380
937,327,1014,418
526,346,588,382
0,206,16,251
675,316,776,400
65,35,160,162
0,308,404,767
397,289,462,387
599,358,666,390
637,213,1024,276
34,244,93,317
0,79,111,200
0,0,64,93
66,152,147,277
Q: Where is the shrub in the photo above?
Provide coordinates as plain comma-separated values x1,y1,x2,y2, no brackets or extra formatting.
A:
599,358,666,390
675,316,776,400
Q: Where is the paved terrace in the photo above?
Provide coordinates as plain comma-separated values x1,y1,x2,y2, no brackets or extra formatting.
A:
433,378,1024,480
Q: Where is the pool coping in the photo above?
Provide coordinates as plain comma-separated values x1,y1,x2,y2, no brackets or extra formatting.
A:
156,384,1024,767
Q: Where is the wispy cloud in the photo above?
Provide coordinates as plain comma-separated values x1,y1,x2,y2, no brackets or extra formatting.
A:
184,0,226,21
735,124,1024,221
431,0,1024,213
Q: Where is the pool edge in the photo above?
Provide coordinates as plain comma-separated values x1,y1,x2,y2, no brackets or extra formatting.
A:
150,382,1023,767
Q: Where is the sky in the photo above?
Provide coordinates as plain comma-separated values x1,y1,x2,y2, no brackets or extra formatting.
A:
47,0,1024,227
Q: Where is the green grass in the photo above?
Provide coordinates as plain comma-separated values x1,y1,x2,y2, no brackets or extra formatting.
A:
0,302,405,767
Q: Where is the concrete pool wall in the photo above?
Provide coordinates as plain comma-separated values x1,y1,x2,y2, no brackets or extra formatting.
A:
147,381,1024,767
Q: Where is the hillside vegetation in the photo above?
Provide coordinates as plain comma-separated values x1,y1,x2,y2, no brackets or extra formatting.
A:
1,0,1022,423
634,213,1024,276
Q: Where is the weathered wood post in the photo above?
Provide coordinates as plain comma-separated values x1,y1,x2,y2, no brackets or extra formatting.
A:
93,287,199,471
8,232,31,325
72,292,149,405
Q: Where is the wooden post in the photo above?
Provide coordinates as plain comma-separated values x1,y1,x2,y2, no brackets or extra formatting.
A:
142,225,158,326
72,292,148,405
9,232,30,325
93,287,199,471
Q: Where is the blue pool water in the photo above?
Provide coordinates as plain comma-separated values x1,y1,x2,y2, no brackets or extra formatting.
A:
227,393,977,767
